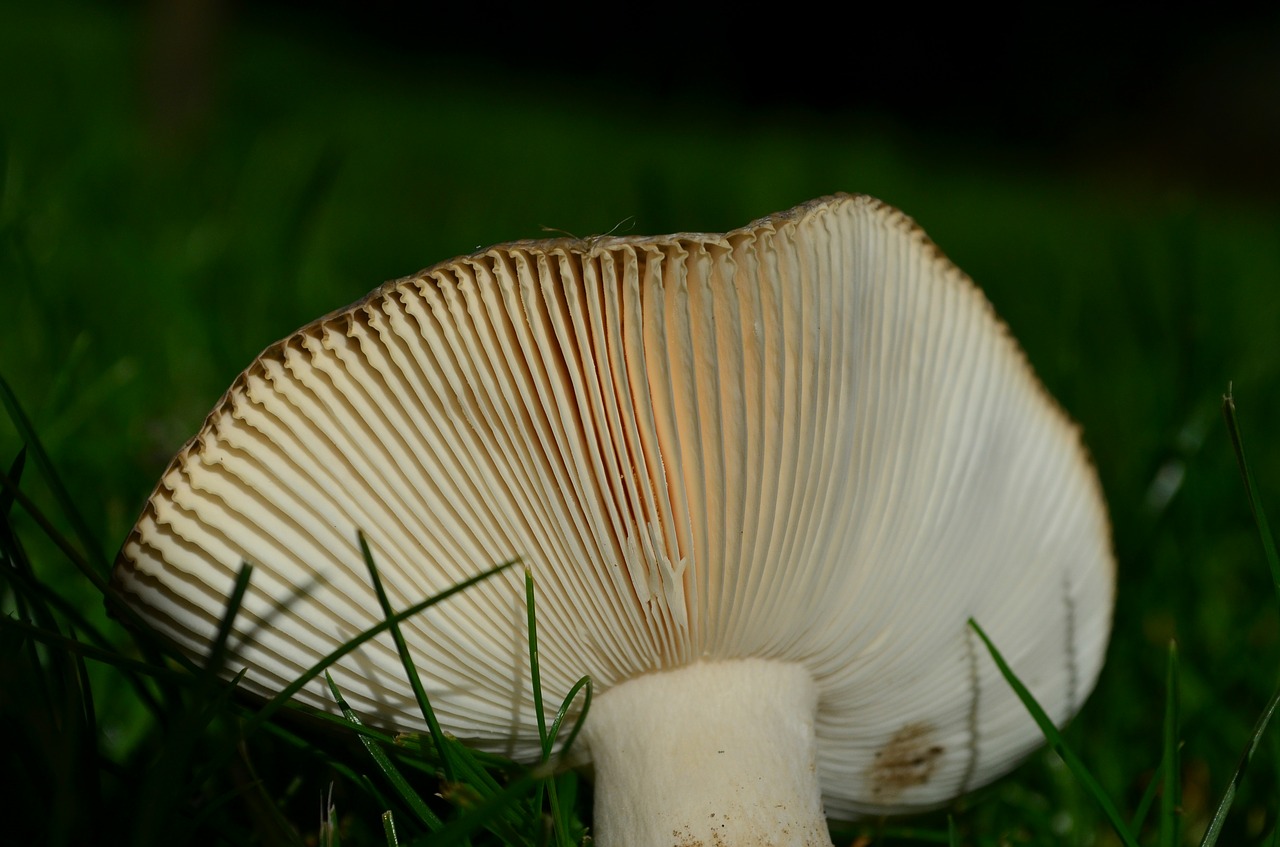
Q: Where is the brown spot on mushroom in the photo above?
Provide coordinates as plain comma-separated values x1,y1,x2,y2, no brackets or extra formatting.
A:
867,722,945,802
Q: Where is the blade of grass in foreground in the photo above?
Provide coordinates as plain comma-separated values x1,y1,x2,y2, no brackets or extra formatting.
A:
238,555,518,740
0,461,98,587
1200,389,1280,846
175,552,523,825
0,446,23,517
143,567,255,841
0,417,191,710
969,618,1139,847
1161,640,1181,847
320,790,341,847
358,531,459,783
522,566,592,847
382,811,399,847
325,672,443,831
1200,684,1280,847
547,675,592,769
0,614,194,685
1187,388,1280,844
0,375,109,579
0,453,179,715
429,770,545,847
1127,758,1163,836
358,534,538,845
437,730,539,845
527,567,549,755
525,567,554,839
1222,386,1280,600
525,566,586,847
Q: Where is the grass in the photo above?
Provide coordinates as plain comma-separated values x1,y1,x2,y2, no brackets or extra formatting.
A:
966,388,1280,847
1,396,581,845
4,1,1280,844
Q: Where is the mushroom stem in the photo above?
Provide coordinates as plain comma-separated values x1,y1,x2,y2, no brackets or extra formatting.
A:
582,659,830,847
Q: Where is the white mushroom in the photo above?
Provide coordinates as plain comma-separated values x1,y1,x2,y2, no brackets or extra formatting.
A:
114,194,1114,846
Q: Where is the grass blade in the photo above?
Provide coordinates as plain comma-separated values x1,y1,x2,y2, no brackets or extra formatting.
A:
1160,640,1180,847
526,566,549,756
1222,386,1280,601
0,462,97,586
325,672,443,831
0,556,166,717
199,563,253,688
352,535,540,844
0,613,197,686
969,618,1139,847
357,531,458,783
525,567,549,833
1198,387,1280,845
1128,759,1163,835
188,545,512,800
1199,683,1280,847
548,675,592,764
430,770,545,847
0,446,24,517
0,376,108,579
547,771,580,847
320,792,341,847
239,555,518,740
438,742,537,846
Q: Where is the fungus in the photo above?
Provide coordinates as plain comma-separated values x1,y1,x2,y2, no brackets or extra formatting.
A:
114,194,1114,846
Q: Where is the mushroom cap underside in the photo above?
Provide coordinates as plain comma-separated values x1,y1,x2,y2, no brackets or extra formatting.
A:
114,193,1114,816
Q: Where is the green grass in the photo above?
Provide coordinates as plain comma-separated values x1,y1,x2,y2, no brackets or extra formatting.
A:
4,1,1280,844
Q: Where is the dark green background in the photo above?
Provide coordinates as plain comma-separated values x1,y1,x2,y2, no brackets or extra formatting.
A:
3,2,1280,844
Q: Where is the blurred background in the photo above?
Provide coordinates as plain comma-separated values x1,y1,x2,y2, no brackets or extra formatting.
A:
3,1,1280,843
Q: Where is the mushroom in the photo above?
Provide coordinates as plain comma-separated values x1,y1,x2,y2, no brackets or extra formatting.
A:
114,194,1114,846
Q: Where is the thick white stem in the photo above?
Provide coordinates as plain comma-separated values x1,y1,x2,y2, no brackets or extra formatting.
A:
581,659,831,847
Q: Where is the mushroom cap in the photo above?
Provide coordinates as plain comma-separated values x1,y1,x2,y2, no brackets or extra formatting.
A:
114,194,1113,817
